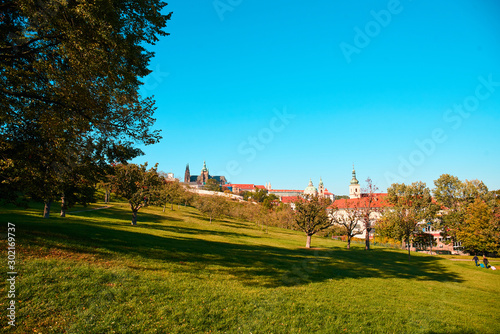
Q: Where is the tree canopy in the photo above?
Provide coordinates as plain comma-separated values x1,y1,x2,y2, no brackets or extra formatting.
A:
433,174,493,247
111,162,163,225
195,195,229,224
0,0,172,202
383,182,437,260
293,195,331,248
456,198,500,254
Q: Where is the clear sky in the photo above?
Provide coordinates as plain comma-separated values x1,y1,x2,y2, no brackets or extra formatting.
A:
132,0,500,195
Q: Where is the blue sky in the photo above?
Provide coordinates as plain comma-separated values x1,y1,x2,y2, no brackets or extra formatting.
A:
132,0,500,195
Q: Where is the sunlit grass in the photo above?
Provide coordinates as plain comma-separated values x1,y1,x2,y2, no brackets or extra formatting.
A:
1,201,499,333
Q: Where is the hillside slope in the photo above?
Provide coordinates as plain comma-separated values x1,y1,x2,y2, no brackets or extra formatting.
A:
1,202,499,333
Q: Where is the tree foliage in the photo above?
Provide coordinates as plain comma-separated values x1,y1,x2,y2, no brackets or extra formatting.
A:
0,0,171,202
433,174,493,247
292,195,331,248
204,178,221,192
110,163,163,225
383,182,437,260
195,195,229,224
456,198,500,254
157,180,185,211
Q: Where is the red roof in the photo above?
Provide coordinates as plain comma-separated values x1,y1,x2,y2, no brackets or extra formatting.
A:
228,184,257,190
280,196,300,203
331,193,390,209
226,184,267,191
269,189,304,193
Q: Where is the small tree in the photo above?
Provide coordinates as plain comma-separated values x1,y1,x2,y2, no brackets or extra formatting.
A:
360,177,381,250
385,182,437,260
111,163,162,225
204,179,222,192
330,200,364,249
195,195,229,223
293,195,331,248
158,181,184,211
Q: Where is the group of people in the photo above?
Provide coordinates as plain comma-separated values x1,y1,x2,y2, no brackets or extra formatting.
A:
472,255,495,269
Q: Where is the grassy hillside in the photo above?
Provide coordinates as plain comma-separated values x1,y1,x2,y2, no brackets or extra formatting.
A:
1,201,499,333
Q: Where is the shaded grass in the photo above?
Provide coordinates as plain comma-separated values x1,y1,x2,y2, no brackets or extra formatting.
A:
1,202,499,333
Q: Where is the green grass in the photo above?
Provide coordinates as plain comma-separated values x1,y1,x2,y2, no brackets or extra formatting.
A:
1,201,499,333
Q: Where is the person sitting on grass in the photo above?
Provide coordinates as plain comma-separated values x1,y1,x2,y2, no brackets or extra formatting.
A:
472,255,479,266
483,256,490,269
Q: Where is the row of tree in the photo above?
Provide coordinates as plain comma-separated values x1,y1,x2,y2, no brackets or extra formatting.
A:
319,175,499,258
280,175,499,258
5,150,499,258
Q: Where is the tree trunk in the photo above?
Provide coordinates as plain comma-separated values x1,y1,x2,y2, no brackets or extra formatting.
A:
60,194,66,217
43,200,52,218
347,236,351,249
163,205,165,213
104,189,110,204
305,234,312,248
171,203,173,210
365,228,371,250
131,211,138,225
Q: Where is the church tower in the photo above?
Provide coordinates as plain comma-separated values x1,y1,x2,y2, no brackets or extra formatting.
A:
318,177,325,197
200,161,209,184
349,165,361,199
184,164,190,183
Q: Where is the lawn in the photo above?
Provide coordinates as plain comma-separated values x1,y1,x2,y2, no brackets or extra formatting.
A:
1,201,499,333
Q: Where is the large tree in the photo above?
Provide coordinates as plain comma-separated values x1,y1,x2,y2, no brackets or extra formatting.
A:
456,198,500,254
0,0,171,202
384,182,437,260
293,195,331,248
433,174,492,248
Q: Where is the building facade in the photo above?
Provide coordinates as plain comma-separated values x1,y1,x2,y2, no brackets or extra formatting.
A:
333,166,465,254
183,161,227,186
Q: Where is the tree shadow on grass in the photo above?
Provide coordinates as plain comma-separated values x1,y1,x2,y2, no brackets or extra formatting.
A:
68,206,184,224
14,211,464,288
138,222,264,240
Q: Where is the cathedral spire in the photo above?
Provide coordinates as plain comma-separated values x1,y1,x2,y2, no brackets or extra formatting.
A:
184,163,191,183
